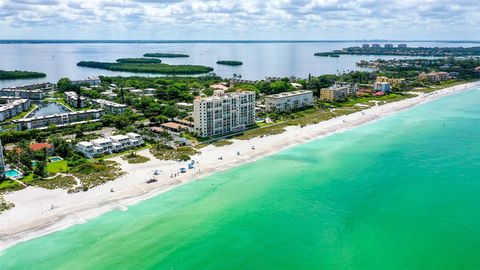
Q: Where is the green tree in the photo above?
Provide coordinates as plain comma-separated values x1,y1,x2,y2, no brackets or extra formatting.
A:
57,78,73,92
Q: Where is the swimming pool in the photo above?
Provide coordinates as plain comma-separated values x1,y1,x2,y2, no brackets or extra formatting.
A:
50,156,63,162
6,169,22,179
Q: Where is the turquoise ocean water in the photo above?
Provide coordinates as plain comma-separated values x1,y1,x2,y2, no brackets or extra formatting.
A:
1,88,479,269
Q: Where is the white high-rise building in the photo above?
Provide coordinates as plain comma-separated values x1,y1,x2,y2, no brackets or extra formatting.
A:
193,91,255,137
0,140,5,179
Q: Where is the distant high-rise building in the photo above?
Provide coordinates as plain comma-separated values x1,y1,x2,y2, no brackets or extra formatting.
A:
362,44,370,48
371,44,381,48
398,44,408,48
384,44,394,48
0,140,6,179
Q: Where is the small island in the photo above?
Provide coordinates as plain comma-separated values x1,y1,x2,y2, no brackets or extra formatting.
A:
315,46,480,57
116,58,162,64
77,61,213,75
0,70,47,80
216,60,243,66
143,53,190,58
313,53,340,57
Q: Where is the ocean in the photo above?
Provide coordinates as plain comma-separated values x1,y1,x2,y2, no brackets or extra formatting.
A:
0,87,479,269
0,41,478,88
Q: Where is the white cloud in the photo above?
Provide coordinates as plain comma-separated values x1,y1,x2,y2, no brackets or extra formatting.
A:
0,0,479,39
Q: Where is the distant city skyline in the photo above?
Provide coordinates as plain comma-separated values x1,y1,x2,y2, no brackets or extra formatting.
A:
0,0,479,40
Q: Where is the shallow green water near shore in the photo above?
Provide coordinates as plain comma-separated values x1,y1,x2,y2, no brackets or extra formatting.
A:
2,88,480,269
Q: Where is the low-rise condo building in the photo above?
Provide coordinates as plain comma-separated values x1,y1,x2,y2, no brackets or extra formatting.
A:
193,91,255,137
0,89,47,100
376,76,405,86
0,99,31,121
320,82,357,102
71,76,101,86
75,133,144,158
92,99,127,114
64,91,89,108
373,82,391,92
418,72,450,82
265,90,313,112
12,109,104,130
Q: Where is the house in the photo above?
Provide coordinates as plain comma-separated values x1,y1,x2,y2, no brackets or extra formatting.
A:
29,143,55,156
160,122,189,133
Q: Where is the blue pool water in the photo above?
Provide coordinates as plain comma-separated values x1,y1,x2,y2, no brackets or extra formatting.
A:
5,169,22,179
50,157,63,162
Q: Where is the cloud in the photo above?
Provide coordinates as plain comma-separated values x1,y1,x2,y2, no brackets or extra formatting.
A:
0,0,479,40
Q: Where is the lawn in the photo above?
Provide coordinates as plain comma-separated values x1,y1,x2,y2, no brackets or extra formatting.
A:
47,160,69,174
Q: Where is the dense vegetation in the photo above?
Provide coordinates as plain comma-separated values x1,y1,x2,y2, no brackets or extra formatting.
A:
77,61,214,75
116,58,162,64
143,53,190,58
315,46,480,57
0,70,46,80
216,60,243,66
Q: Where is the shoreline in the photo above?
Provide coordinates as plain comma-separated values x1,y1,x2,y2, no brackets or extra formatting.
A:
1,81,479,252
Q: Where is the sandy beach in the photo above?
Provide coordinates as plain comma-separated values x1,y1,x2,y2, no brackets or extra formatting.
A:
1,81,478,252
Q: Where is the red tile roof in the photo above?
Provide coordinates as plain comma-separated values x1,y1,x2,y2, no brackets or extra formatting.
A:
29,143,53,151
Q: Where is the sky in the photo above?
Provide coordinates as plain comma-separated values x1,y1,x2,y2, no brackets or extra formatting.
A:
0,0,479,40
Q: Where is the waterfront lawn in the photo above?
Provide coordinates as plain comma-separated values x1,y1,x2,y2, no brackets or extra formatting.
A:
121,152,150,164
46,160,69,174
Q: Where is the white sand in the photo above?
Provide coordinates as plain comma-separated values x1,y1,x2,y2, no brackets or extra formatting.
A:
0,81,478,251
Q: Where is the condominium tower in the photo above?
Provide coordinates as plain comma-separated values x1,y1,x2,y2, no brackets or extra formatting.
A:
193,91,255,137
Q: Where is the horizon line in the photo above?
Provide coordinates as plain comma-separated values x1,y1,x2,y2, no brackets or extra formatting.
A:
1,39,480,44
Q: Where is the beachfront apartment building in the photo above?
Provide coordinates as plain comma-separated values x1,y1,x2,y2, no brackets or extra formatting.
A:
373,82,391,92
0,98,31,122
75,133,144,158
265,90,313,112
418,72,450,82
92,99,127,114
193,91,256,137
12,109,104,130
320,82,357,102
64,92,89,108
376,76,405,86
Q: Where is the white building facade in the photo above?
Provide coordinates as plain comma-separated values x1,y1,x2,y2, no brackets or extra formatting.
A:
193,91,255,137
265,90,313,112
75,133,144,158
